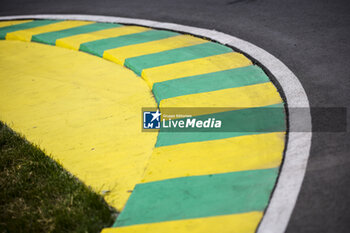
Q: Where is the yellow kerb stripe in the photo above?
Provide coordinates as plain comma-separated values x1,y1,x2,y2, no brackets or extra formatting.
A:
0,20,33,28
159,82,282,113
103,34,207,65
142,132,285,183
101,211,263,233
141,52,252,89
5,20,93,42
56,26,150,50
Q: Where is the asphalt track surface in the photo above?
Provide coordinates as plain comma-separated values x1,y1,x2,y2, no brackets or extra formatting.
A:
0,0,349,232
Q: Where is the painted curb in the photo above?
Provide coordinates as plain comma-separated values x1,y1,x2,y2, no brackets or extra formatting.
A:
0,15,312,233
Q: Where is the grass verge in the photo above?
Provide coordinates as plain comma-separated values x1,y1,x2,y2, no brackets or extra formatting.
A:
0,122,117,233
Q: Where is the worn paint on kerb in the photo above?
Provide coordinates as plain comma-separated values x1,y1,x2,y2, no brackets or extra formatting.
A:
32,22,120,45
56,25,145,50
0,20,58,39
159,82,282,110
6,20,92,42
0,19,288,233
141,52,252,88
80,30,179,57
124,42,232,75
0,20,33,28
103,34,207,65
152,65,270,104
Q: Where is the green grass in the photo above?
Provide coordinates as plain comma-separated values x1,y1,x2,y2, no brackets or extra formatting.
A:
0,122,117,233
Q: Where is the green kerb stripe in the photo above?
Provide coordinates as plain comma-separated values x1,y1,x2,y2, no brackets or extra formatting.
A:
156,103,286,147
0,20,61,39
79,30,179,57
114,168,279,227
124,42,232,76
153,65,270,104
31,22,122,45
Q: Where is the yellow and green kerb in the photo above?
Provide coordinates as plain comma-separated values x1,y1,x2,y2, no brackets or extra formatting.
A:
0,19,287,233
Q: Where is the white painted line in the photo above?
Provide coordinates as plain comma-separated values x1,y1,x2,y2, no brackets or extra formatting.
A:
0,14,312,233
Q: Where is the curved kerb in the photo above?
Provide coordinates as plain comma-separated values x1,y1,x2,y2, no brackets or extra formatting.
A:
0,14,312,233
